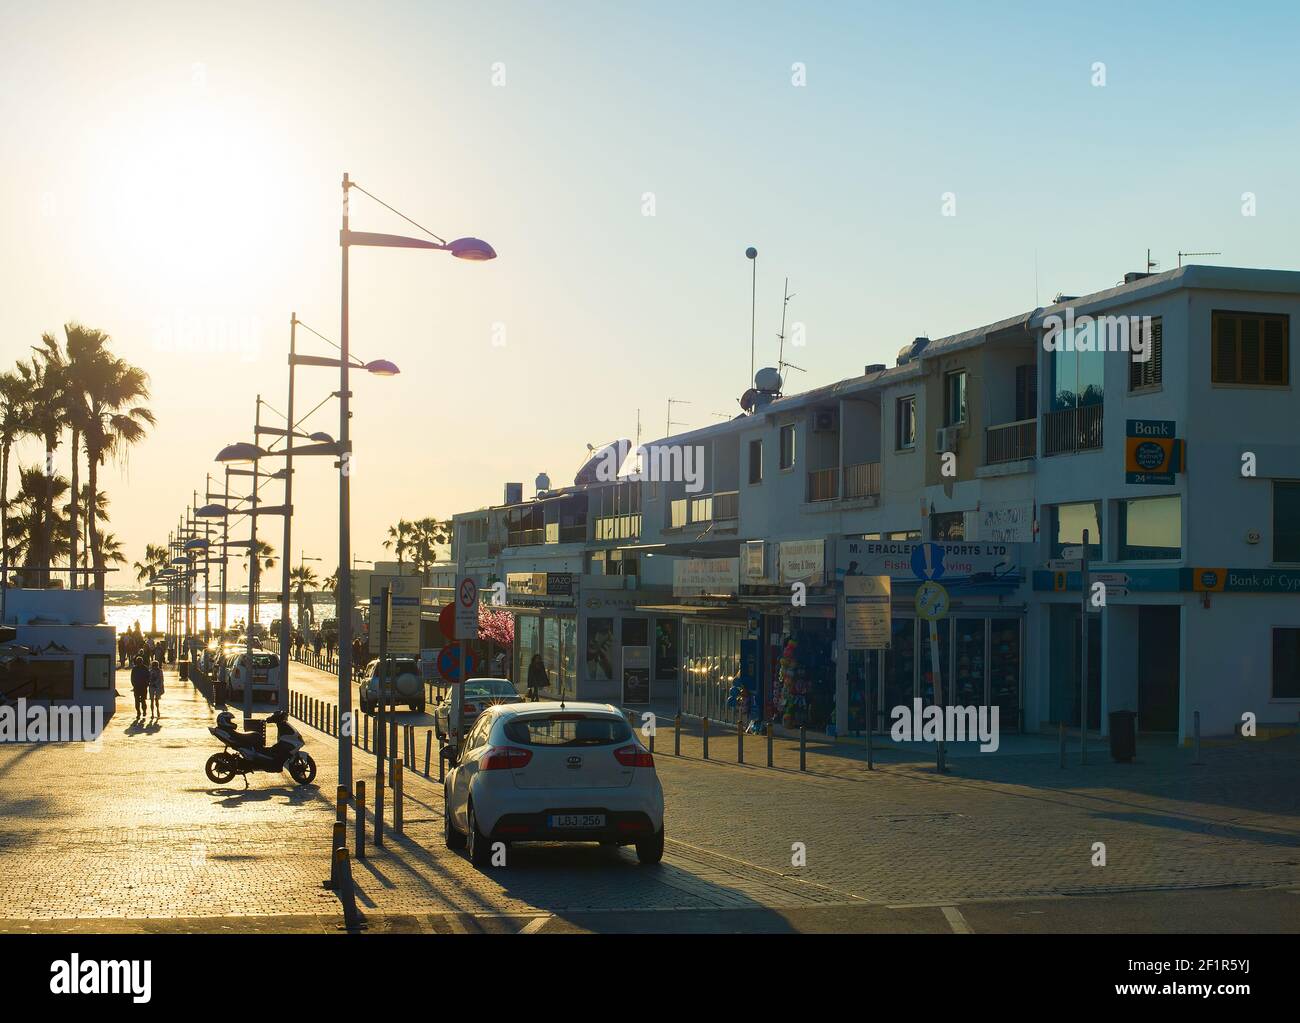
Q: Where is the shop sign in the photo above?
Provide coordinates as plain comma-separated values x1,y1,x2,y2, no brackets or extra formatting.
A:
972,501,1034,543
837,539,1018,580
1191,567,1300,593
779,539,826,586
843,575,890,650
1125,419,1184,485
673,558,740,596
368,574,421,654
743,540,769,582
621,646,651,705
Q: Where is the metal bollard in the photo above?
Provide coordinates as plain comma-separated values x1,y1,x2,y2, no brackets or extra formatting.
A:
394,758,404,836
674,714,681,756
702,717,710,760
329,821,346,887
737,718,744,763
354,780,366,859
334,706,340,737
363,714,369,752
438,743,446,783
799,726,807,772
1059,721,1066,769
425,731,433,777
766,722,773,767
336,785,348,824
1193,710,1203,765
867,723,874,771
649,725,655,755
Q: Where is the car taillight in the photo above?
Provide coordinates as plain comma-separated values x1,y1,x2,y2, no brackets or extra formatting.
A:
614,745,654,768
462,704,477,715
480,746,532,770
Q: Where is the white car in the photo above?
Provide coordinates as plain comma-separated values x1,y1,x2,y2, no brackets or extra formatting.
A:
444,702,665,867
226,651,281,705
433,677,524,740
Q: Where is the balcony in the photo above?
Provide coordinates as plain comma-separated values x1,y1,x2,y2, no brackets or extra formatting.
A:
593,514,641,541
1043,404,1103,456
506,527,545,547
807,462,880,503
807,467,839,503
985,418,1037,464
669,491,739,528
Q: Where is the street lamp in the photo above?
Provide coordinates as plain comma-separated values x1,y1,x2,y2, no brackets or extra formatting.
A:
333,172,495,794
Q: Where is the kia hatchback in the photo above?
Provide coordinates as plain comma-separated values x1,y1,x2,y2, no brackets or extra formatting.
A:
443,702,664,867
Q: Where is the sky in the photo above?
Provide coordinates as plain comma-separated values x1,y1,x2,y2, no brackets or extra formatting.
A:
2,0,1298,581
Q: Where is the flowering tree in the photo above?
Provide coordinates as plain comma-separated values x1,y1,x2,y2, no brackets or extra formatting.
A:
478,605,513,647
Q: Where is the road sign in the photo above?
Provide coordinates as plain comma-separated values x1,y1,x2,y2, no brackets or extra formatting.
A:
455,576,478,640
910,542,946,581
1059,546,1086,561
1047,559,1080,572
1101,586,1129,598
914,580,950,621
439,603,456,641
436,643,476,683
368,575,420,654
1091,572,1130,587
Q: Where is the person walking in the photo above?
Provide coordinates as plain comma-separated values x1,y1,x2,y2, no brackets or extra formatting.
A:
129,656,150,717
526,653,548,701
148,659,165,717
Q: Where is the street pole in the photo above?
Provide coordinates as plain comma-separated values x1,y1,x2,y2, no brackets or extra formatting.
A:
375,585,388,847
928,619,946,773
245,397,260,724
1080,528,1090,766
220,468,230,636
337,172,355,793
278,313,297,711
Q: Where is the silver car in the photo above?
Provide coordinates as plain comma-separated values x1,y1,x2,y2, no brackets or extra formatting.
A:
433,677,523,740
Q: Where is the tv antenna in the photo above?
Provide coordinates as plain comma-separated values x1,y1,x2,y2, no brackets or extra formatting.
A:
666,398,691,437
1178,249,1221,267
775,276,805,383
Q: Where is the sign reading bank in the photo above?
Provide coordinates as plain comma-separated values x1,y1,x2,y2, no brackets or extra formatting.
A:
1125,419,1185,485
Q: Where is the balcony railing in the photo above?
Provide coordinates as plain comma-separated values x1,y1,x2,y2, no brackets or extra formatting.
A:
985,418,1037,464
593,514,641,541
843,461,881,499
670,491,739,528
506,527,545,547
1043,404,1103,456
807,467,839,503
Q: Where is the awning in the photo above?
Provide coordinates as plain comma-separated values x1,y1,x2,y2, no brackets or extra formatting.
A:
637,603,749,618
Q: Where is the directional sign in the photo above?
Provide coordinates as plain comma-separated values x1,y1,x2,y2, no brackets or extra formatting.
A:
910,542,946,581
1091,572,1130,587
1047,559,1081,572
1102,586,1130,597
436,643,477,683
455,576,478,640
1059,546,1086,561
914,580,950,621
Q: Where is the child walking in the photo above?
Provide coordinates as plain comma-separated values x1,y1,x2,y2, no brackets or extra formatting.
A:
149,659,165,717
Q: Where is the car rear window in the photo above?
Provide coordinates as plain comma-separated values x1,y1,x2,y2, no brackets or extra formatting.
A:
251,654,278,668
503,715,633,747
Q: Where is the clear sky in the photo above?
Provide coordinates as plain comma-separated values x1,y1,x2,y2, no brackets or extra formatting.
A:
3,0,1298,579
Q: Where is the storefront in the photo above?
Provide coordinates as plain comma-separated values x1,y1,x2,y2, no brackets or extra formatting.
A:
505,571,577,698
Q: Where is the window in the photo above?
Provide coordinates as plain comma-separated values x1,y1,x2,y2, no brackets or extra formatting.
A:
779,423,795,470
1271,628,1300,699
895,395,916,449
886,530,922,540
1212,310,1289,386
1050,326,1105,410
1118,496,1181,560
622,618,649,646
1128,317,1163,391
1051,501,1102,559
1274,481,1300,563
930,511,965,541
748,438,763,484
1015,365,1038,420
944,371,967,426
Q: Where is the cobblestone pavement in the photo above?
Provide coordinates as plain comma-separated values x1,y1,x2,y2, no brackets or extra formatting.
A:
0,664,1296,931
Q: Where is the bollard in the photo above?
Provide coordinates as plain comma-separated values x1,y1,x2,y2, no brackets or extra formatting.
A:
425,730,433,777
737,718,744,763
355,779,366,858
438,743,446,783
702,717,710,760
766,722,773,767
394,758,404,835
867,722,874,771
649,725,655,755
328,821,346,888
363,714,369,752
336,785,348,825
334,706,340,737
799,726,807,772
1193,710,1203,765
333,846,364,931
1059,721,1066,769
674,714,681,757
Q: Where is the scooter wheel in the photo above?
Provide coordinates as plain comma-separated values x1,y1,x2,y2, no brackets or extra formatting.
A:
206,753,237,784
288,751,317,785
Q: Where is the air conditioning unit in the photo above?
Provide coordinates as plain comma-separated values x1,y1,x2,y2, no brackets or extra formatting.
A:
811,408,838,433
935,426,960,453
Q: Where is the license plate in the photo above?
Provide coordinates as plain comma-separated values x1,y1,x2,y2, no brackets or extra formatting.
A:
549,813,605,829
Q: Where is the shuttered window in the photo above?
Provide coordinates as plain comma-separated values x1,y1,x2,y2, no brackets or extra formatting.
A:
1128,317,1163,390
1212,311,1288,385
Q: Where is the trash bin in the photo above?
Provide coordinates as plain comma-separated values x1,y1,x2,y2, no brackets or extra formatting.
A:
178,659,190,682
1108,709,1136,763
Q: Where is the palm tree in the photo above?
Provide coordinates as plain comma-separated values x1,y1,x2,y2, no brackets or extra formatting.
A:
80,348,154,590
5,465,70,584
133,542,170,634
0,369,32,559
383,518,415,574
409,516,451,583
289,563,319,627
16,345,68,586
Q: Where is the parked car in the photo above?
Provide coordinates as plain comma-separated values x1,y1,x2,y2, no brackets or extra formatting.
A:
358,656,424,714
443,702,665,867
433,677,523,740
226,650,282,704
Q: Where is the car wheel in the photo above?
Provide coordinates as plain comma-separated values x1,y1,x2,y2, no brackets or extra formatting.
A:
467,803,492,867
444,792,466,850
635,827,664,865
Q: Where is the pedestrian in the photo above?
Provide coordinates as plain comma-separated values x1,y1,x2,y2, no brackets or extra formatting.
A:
313,632,322,659
148,659,165,717
527,653,548,701
117,633,127,668
129,656,150,717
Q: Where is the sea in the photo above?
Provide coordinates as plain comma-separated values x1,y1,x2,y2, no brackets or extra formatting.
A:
101,590,336,636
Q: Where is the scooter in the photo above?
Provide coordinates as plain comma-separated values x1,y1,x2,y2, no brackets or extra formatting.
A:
206,710,317,787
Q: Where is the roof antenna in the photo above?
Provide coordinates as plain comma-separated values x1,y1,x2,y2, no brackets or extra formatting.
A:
1178,249,1221,268
776,277,804,385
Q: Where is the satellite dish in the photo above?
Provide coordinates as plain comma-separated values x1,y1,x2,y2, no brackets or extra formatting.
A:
739,388,759,412
574,439,632,485
754,367,783,393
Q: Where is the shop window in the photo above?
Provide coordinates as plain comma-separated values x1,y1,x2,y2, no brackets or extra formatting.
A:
1273,481,1300,563
654,618,678,680
543,618,562,694
1119,496,1182,560
1272,628,1300,699
779,424,796,470
919,620,950,707
882,619,915,721
930,511,965,541
990,618,1021,731
895,396,916,449
560,619,576,694
748,439,763,484
585,618,614,682
622,618,649,646
952,620,985,707
1051,501,1102,559
1212,310,1288,386
944,371,967,426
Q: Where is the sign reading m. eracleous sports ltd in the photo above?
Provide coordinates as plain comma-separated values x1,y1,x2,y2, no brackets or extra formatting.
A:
837,539,1019,580
368,574,420,654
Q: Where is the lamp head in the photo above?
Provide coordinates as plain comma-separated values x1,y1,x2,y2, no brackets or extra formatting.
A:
216,442,267,462
447,237,497,261
362,359,400,377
